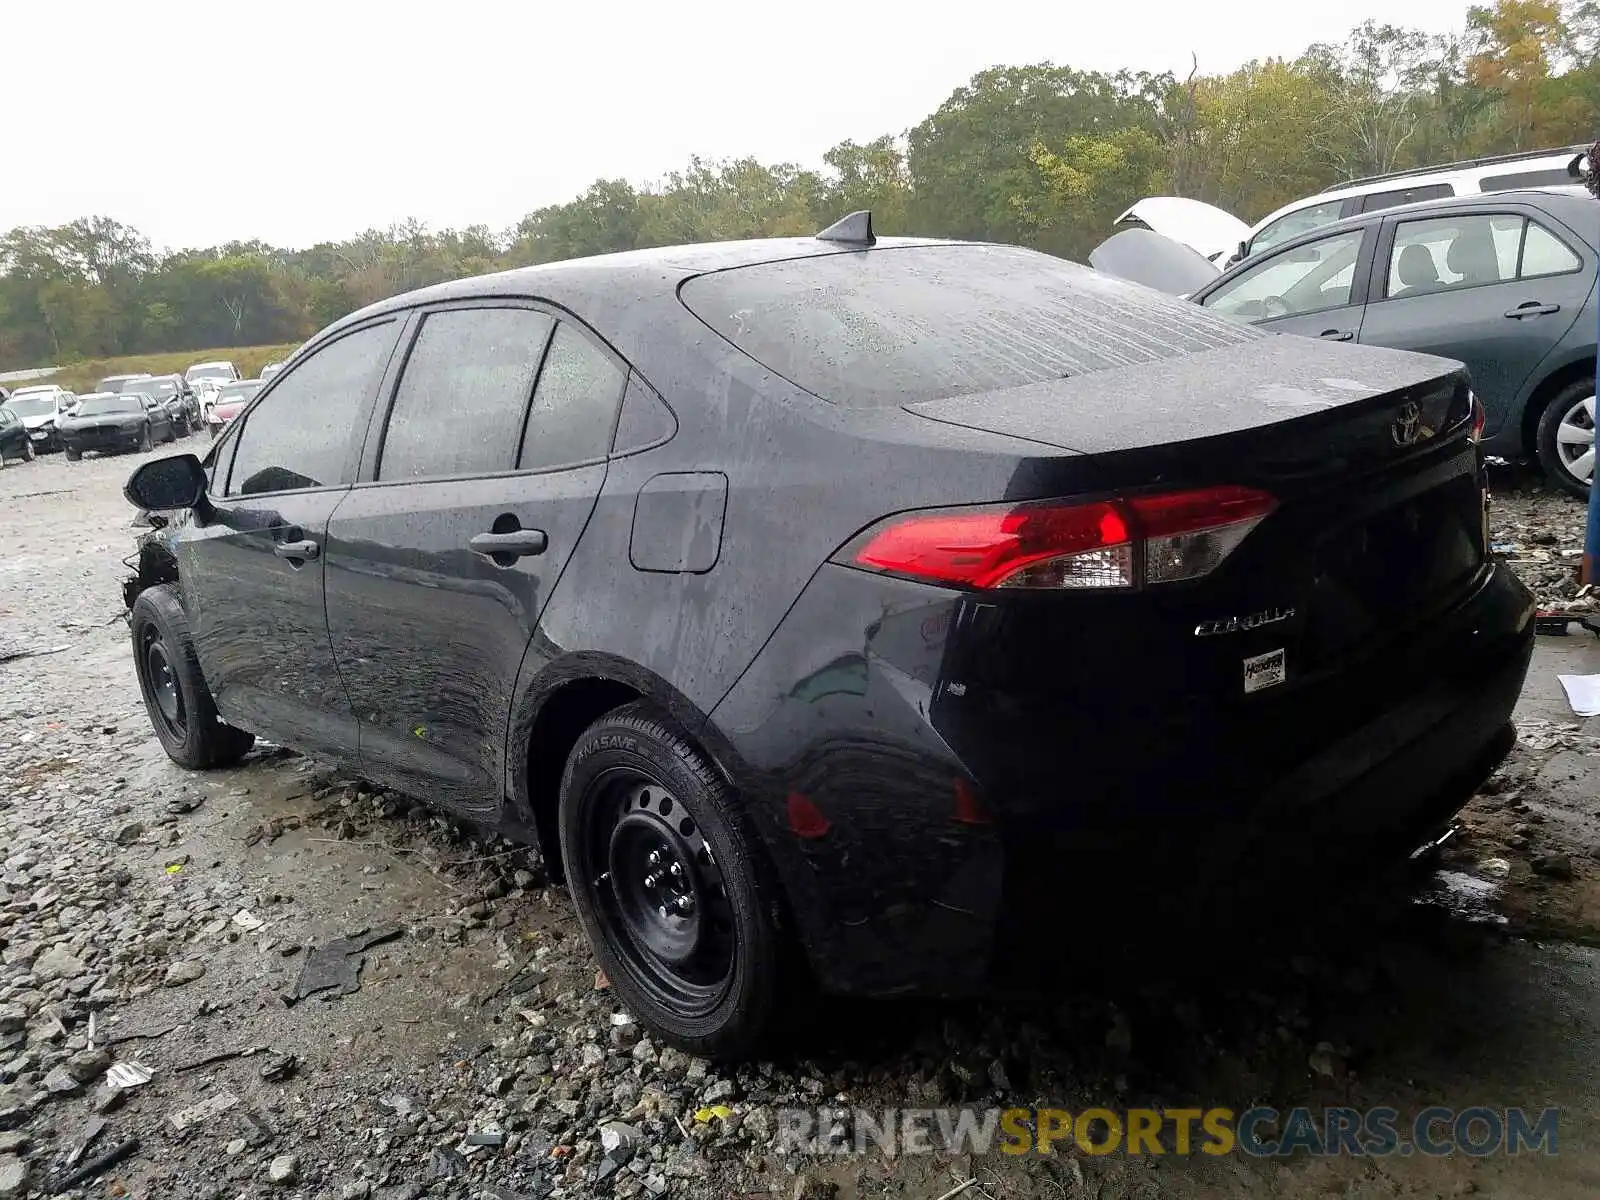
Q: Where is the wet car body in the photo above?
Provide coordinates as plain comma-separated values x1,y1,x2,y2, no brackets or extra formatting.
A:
122,226,1534,1012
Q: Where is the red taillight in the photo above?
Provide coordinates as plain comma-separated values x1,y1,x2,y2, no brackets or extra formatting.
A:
838,486,1277,591
1469,391,1487,442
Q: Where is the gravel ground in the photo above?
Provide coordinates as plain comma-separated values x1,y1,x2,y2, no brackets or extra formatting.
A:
2,446,1599,1200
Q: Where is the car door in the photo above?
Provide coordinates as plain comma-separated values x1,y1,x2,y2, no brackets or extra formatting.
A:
177,317,403,759
1355,207,1590,441
1196,224,1376,344
323,302,626,822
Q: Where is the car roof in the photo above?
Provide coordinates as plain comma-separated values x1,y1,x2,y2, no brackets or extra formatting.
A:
325,235,968,335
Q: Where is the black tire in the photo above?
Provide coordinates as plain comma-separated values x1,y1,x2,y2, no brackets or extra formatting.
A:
558,701,793,1058
130,584,255,770
139,424,153,452
1534,379,1596,499
21,439,33,462
64,447,81,462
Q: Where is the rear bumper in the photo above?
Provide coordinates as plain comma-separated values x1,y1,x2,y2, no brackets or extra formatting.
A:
712,562,1535,997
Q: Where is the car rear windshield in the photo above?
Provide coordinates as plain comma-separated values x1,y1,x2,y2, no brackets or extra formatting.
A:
187,364,232,380
141,379,178,398
677,244,1265,407
216,382,260,403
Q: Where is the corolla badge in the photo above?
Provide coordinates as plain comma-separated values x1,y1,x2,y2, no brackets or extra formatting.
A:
1194,606,1296,637
1390,401,1424,447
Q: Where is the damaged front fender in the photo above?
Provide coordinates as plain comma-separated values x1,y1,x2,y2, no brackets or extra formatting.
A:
122,520,180,614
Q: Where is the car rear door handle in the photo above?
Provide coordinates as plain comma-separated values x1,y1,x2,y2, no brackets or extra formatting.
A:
1318,329,1354,341
1505,301,1561,318
469,529,548,558
274,539,320,560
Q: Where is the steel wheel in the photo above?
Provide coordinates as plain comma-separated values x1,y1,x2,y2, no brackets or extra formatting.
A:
1555,393,1596,486
139,626,187,742
577,770,737,1018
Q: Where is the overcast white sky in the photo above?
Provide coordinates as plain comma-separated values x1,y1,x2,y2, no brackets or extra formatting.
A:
4,0,1473,251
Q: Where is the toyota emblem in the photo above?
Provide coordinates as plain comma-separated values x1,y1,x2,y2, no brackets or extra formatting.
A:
1391,401,1423,447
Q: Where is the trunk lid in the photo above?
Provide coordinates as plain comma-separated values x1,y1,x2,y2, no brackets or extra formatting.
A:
1113,196,1251,262
906,334,1485,699
1090,229,1220,296
903,334,1466,469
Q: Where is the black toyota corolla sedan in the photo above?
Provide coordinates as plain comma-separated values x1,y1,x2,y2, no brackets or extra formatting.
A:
121,214,1535,1056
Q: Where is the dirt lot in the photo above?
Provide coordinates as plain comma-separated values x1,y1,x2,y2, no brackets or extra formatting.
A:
1,444,1598,1200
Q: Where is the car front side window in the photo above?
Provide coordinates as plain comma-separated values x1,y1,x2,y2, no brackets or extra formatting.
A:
224,321,396,498
1204,229,1365,321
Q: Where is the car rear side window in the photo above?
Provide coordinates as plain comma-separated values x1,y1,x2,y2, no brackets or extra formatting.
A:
678,244,1263,408
517,323,626,470
1480,167,1576,190
1384,214,1578,298
1357,183,1452,214
379,307,555,480
225,321,396,497
1520,221,1583,277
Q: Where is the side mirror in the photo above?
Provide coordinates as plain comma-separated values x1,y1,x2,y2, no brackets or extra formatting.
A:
1237,239,1249,261
125,453,207,511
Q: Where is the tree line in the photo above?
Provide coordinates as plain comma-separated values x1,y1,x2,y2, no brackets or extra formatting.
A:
4,0,1600,370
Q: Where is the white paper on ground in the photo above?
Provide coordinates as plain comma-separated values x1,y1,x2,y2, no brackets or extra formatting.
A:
1556,673,1600,718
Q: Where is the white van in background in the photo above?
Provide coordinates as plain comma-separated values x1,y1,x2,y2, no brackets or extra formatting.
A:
1116,144,1590,271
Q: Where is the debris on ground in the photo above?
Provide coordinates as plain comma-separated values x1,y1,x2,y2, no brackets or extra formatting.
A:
167,1093,239,1133
287,926,404,1003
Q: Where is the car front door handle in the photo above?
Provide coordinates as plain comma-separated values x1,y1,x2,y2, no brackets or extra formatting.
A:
274,539,320,560
469,529,548,558
1319,329,1354,341
1505,301,1561,318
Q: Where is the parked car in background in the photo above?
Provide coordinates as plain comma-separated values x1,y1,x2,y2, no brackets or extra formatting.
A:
120,214,1533,1057
204,378,262,438
1231,145,1589,268
59,391,176,459
1116,146,1589,272
258,360,285,382
5,384,75,452
135,374,199,435
1094,185,1599,497
0,404,38,465
184,361,240,387
97,372,154,395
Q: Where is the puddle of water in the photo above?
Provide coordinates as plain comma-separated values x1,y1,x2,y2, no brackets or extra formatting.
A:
1415,868,1510,926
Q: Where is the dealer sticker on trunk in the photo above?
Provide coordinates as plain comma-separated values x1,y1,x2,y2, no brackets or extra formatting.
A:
1243,648,1286,694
